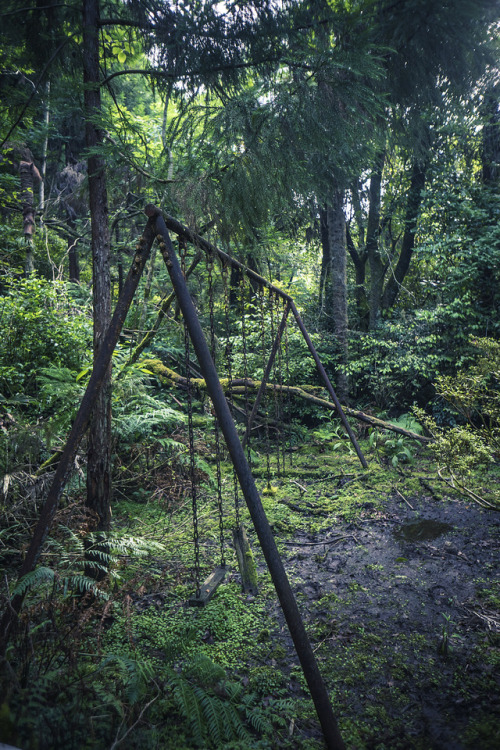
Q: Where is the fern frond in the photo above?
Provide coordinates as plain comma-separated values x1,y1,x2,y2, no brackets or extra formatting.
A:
12,566,55,596
63,575,109,600
194,685,223,745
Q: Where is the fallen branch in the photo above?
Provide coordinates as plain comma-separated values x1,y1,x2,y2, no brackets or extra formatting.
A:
142,358,431,443
394,487,415,511
437,468,499,511
283,536,353,547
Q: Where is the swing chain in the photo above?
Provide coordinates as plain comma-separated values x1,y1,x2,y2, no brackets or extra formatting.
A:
240,274,251,465
181,239,201,597
284,297,292,467
276,293,286,473
259,286,272,489
206,251,226,567
269,289,281,476
222,263,241,527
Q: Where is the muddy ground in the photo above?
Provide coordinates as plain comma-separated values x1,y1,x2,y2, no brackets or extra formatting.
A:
261,487,500,749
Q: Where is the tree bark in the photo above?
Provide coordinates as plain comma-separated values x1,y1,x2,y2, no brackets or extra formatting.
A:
366,153,385,329
382,158,427,311
481,81,500,186
68,235,81,283
326,192,349,400
346,224,368,330
319,205,330,313
83,0,112,532
19,149,41,274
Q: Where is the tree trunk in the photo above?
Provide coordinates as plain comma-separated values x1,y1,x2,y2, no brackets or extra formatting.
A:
68,233,80,283
39,81,50,216
382,158,427,311
319,206,330,314
481,81,500,186
83,0,112,532
366,153,385,329
346,224,368,331
326,191,348,401
19,149,41,274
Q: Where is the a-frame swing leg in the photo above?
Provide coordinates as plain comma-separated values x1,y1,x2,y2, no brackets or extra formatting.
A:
149,205,346,750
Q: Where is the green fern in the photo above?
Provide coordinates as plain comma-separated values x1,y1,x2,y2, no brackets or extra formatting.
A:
99,654,154,706
12,565,109,600
168,668,251,748
12,566,55,596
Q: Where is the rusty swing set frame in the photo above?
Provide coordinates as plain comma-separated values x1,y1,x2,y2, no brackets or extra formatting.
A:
0,205,370,750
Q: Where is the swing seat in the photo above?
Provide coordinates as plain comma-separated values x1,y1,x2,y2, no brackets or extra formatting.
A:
188,565,226,607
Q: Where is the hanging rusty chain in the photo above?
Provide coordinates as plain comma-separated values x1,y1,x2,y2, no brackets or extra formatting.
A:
269,289,281,477
284,297,292,467
206,250,226,566
222,264,241,527
240,274,252,466
181,238,201,596
259,286,272,489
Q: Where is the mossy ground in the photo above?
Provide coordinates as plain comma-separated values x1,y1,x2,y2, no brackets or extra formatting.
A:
99,429,500,749
3,429,499,749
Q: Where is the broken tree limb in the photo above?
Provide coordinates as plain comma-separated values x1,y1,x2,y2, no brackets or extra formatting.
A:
141,358,431,443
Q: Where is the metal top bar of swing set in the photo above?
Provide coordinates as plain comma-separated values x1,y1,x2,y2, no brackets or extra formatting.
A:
160,211,368,470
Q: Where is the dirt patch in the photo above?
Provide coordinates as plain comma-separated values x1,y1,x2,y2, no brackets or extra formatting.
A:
267,491,500,748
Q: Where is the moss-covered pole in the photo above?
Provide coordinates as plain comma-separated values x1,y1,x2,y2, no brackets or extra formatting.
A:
0,220,157,658
148,205,346,750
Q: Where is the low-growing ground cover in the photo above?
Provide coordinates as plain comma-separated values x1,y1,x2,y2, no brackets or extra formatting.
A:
2,434,499,749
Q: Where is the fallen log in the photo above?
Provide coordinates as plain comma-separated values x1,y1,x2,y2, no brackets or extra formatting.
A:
142,358,431,443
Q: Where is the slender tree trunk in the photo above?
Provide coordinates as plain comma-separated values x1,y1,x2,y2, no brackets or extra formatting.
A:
382,158,427,311
319,206,330,313
68,229,80,283
346,224,368,331
139,244,157,330
39,81,50,217
326,191,349,401
19,149,41,274
366,153,385,329
477,82,500,316
83,0,112,532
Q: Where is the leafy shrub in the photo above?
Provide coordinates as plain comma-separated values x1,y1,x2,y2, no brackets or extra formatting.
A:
346,302,480,411
0,276,92,399
414,338,499,508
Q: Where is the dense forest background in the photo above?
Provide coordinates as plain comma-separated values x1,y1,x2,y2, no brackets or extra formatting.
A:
0,1,499,749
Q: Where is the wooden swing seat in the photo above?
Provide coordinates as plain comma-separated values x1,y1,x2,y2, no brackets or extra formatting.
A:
187,565,226,607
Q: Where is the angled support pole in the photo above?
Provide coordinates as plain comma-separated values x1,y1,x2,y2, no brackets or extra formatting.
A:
288,300,368,469
242,300,290,449
147,205,345,750
0,220,157,656
159,212,367,469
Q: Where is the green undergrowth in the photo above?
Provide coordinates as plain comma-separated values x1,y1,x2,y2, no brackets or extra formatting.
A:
2,426,499,749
